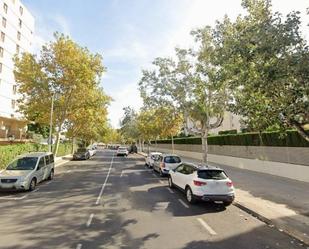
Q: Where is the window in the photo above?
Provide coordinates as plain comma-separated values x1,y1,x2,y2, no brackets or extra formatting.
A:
16,44,20,53
175,164,185,173
18,18,22,28
13,85,17,94
11,100,16,109
0,47,3,57
197,170,228,180
45,155,50,165
2,17,7,28
19,6,23,15
164,156,181,164
37,157,45,169
183,165,196,175
3,3,8,14
17,31,21,41
50,154,54,163
1,32,5,42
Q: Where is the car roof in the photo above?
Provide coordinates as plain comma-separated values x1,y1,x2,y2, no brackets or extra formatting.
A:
20,152,53,158
150,152,162,155
162,154,180,157
181,162,223,171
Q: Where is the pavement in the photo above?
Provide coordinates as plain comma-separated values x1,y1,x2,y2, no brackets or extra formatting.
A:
0,149,307,249
139,151,309,245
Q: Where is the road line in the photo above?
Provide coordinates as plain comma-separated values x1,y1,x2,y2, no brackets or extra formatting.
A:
197,218,217,235
95,154,114,205
167,187,174,194
178,199,189,208
76,243,82,249
159,180,165,184
86,213,94,227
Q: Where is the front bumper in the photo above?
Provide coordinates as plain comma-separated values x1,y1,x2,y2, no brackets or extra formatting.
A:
195,194,235,203
0,182,27,190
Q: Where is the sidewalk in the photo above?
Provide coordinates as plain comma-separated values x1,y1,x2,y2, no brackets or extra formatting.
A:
138,150,309,245
55,154,72,167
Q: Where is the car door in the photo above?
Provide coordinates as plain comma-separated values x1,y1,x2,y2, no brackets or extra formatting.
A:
153,155,162,172
44,155,51,180
172,164,186,189
36,157,45,183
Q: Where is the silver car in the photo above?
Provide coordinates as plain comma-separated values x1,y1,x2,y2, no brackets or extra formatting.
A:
0,152,55,191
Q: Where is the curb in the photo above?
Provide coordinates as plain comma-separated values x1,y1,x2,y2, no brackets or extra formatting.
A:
55,154,72,168
234,201,309,246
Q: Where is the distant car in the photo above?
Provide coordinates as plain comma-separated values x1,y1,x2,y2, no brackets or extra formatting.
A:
88,146,97,157
145,152,162,168
73,148,90,160
0,152,55,191
168,163,235,206
153,154,182,176
116,146,129,156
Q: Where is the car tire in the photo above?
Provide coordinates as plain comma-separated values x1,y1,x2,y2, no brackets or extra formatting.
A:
168,176,174,188
223,201,232,207
28,178,36,191
185,187,196,204
48,169,54,180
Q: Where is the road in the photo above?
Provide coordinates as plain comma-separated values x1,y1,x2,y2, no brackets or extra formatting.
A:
0,149,306,249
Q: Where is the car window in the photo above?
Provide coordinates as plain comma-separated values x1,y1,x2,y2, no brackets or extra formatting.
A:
197,170,227,180
38,157,45,169
45,155,50,165
7,157,38,170
183,165,196,175
50,154,54,163
164,156,181,163
175,164,185,173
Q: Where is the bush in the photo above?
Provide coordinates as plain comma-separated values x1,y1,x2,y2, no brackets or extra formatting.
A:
0,142,72,169
153,130,309,147
218,129,238,135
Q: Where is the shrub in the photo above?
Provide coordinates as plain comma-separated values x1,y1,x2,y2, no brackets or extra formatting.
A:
218,129,238,135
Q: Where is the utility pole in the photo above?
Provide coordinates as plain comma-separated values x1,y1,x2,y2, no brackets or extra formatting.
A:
48,93,54,152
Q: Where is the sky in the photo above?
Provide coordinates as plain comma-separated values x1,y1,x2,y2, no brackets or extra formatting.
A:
22,0,309,128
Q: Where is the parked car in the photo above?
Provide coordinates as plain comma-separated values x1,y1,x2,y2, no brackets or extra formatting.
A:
168,163,235,206
153,154,182,176
0,152,55,191
128,144,138,153
145,152,162,168
73,148,90,160
116,146,129,156
88,146,97,157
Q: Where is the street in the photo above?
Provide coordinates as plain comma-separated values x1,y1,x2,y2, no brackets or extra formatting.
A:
0,149,306,249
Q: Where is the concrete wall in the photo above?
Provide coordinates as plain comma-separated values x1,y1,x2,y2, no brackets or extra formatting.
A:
152,144,309,166
149,145,309,183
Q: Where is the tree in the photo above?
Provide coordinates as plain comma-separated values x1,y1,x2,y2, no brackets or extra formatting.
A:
14,33,110,154
120,106,140,143
216,0,309,141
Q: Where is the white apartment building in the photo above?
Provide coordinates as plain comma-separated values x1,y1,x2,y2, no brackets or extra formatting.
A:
0,0,34,141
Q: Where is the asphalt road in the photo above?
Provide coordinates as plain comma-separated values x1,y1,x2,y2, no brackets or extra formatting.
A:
0,149,306,249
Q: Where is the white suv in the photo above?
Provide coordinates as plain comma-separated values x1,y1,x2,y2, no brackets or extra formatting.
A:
168,163,235,206
145,152,162,168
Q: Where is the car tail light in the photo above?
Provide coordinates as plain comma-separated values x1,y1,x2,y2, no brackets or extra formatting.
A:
160,162,165,168
226,181,233,187
193,180,207,186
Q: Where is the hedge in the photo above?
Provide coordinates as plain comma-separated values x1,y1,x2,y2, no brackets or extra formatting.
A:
153,130,309,147
0,143,72,169
218,129,238,135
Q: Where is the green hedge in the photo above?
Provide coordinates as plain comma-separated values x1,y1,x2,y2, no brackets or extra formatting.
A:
153,130,309,147
0,143,72,169
218,129,238,135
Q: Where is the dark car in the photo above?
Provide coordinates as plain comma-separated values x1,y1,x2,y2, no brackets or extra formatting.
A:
73,148,90,160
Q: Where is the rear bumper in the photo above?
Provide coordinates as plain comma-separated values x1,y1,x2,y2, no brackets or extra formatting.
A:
195,194,235,203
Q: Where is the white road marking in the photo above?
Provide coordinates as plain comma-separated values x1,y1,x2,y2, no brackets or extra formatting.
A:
86,213,94,227
197,218,217,235
95,154,114,205
167,187,174,194
159,180,165,184
76,243,82,249
178,199,189,208
121,169,152,174
0,194,28,200
153,202,169,211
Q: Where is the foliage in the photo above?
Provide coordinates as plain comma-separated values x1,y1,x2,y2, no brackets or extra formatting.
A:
218,129,238,135
119,106,140,143
14,33,110,155
27,123,50,138
101,127,123,144
154,130,309,147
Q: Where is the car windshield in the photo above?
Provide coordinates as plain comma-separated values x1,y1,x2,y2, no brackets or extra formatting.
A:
198,170,227,180
77,148,87,153
6,157,38,170
119,147,127,150
164,156,181,163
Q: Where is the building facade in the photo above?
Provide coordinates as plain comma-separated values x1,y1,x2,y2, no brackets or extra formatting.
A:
0,0,34,141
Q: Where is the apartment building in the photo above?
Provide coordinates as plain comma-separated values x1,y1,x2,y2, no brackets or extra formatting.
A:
0,0,34,141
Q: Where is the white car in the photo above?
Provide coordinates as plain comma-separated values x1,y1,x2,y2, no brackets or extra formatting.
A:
88,147,97,157
116,146,129,156
0,152,55,191
168,163,235,206
145,152,162,168
153,154,182,176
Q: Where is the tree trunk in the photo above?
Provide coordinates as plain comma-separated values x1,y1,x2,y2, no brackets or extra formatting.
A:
292,122,309,142
71,137,75,154
155,139,157,149
53,129,61,157
148,140,150,154
171,135,174,153
202,130,208,164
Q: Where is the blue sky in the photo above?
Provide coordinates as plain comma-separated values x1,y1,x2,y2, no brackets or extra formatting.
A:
22,0,309,127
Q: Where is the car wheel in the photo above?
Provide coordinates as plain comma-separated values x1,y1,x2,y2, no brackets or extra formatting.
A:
185,187,196,204
29,178,36,191
48,169,54,180
223,201,232,207
168,176,174,188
